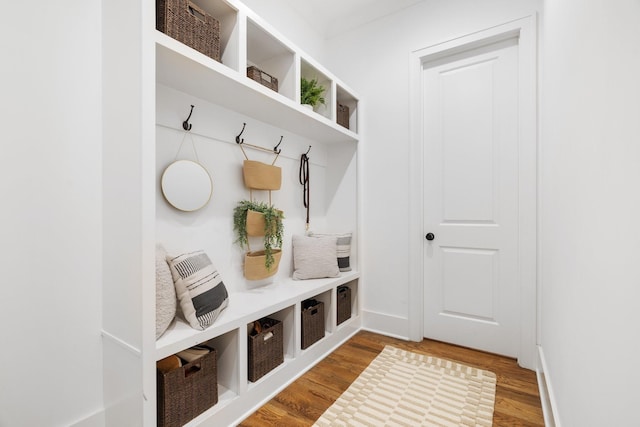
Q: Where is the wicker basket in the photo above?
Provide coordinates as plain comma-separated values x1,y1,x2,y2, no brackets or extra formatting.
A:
157,350,218,427
244,249,282,280
247,66,279,92
337,103,350,129
337,285,352,325
157,0,221,62
248,317,284,382
301,300,325,349
243,160,282,190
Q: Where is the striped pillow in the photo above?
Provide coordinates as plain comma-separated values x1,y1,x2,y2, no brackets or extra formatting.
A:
167,250,229,331
310,232,352,272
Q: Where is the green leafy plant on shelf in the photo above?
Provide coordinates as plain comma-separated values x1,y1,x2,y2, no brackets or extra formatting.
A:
301,77,326,108
233,200,284,269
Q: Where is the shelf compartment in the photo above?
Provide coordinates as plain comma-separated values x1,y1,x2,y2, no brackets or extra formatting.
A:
157,0,240,71
203,329,240,400
301,59,333,121
336,85,358,133
156,38,357,144
247,19,295,100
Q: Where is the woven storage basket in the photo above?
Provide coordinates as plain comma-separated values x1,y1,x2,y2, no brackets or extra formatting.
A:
247,66,279,92
337,102,350,129
243,160,282,190
336,285,352,325
157,0,221,62
301,300,325,349
157,350,218,427
248,318,284,382
244,249,282,280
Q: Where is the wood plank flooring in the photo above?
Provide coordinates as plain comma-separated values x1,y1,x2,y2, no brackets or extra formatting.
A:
239,330,544,426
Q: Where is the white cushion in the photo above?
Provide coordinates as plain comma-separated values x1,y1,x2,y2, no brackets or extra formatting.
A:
309,231,352,272
292,235,340,280
156,244,176,339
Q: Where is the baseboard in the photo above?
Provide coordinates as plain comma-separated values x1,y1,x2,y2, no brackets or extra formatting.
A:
361,310,409,340
537,345,561,427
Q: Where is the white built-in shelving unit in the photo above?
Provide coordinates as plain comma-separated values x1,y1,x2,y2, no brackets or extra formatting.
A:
102,0,362,426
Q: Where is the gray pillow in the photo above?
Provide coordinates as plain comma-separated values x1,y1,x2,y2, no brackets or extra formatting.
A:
292,235,340,280
166,250,229,331
156,244,177,339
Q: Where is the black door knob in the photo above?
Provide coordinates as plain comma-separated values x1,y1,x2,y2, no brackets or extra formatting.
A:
425,233,435,241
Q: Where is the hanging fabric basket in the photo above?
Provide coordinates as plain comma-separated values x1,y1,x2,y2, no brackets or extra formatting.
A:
246,209,283,237
243,160,282,190
244,249,282,280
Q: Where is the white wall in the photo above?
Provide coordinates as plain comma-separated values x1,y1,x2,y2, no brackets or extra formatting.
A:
0,1,104,426
539,0,640,425
324,0,541,337
238,0,327,63
155,85,358,289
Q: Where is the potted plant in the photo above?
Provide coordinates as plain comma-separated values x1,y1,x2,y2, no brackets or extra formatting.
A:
301,77,326,110
233,200,284,279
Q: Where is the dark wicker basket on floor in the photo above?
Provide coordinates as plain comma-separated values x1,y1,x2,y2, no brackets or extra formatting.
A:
301,300,325,349
337,103,350,129
157,0,221,62
248,317,284,382
337,285,352,325
247,66,279,92
157,350,218,427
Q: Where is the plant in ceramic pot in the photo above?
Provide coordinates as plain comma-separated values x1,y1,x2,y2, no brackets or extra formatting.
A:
233,200,284,274
301,77,326,109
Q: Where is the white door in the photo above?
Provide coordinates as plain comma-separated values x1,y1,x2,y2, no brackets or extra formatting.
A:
422,37,520,357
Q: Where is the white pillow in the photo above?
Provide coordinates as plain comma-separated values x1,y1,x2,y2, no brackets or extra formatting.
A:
309,232,352,272
166,250,229,331
156,244,176,339
292,235,340,280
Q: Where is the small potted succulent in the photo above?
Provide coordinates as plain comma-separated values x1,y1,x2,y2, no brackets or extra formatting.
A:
233,200,284,279
301,77,326,110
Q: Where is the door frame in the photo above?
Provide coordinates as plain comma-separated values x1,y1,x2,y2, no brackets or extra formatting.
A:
407,15,538,369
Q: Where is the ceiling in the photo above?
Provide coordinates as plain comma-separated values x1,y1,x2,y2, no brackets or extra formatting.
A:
281,0,425,38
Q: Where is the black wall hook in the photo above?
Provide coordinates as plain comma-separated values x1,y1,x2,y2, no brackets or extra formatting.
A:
274,136,283,154
305,145,312,156
182,105,194,131
235,122,246,144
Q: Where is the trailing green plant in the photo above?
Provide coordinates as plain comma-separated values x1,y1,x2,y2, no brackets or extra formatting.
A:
301,77,326,107
233,200,284,269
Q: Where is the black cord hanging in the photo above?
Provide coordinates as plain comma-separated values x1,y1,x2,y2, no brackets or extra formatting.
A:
299,146,311,229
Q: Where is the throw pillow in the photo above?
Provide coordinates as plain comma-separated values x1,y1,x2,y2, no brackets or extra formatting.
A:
309,232,352,272
292,234,340,280
156,244,177,339
166,250,229,331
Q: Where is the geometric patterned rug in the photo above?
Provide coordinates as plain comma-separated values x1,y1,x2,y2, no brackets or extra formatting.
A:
313,345,496,427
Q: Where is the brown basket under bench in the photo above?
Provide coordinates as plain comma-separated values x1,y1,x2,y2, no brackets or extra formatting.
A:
337,285,352,325
301,299,325,349
157,349,218,427
248,317,284,382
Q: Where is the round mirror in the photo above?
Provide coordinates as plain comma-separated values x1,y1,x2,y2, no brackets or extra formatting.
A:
161,160,213,212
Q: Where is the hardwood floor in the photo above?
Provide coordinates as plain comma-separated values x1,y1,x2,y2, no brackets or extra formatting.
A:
239,330,544,426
